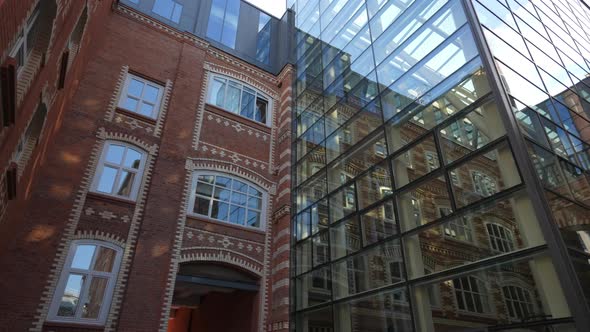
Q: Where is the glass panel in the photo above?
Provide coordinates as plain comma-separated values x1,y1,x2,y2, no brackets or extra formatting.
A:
105,145,125,164
97,166,118,193
334,288,413,332
57,274,84,317
81,277,108,319
398,176,451,231
116,171,135,197
196,182,213,197
356,161,392,209
450,142,521,208
393,135,438,188
240,88,255,119
143,84,159,103
123,148,142,169
229,205,246,225
193,196,210,215
139,103,154,117
127,79,143,97
295,267,331,310
255,97,267,123
246,210,260,227
71,245,96,270
329,184,355,222
230,192,247,205
215,176,231,188
330,216,361,260
209,78,226,107
226,82,241,113
412,254,569,329
295,238,312,275
232,180,248,193
295,305,332,331
312,231,329,266
211,201,229,221
123,97,139,111
92,247,116,272
333,239,404,299
221,0,240,48
361,200,398,246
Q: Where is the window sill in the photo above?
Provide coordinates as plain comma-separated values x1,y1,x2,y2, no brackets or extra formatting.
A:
186,213,266,235
115,107,158,125
44,320,105,330
205,103,272,132
86,191,136,205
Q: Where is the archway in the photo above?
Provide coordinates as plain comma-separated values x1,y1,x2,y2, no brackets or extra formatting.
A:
167,262,261,332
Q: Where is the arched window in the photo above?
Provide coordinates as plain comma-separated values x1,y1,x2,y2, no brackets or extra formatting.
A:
453,275,491,314
48,240,123,324
206,74,271,125
502,285,536,320
91,141,147,200
188,172,267,229
486,223,515,253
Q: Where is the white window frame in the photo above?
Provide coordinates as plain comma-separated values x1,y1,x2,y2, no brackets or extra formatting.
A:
502,284,536,320
187,171,268,230
117,73,165,119
152,0,183,23
90,141,147,201
485,222,515,253
206,74,272,126
10,4,40,76
453,275,492,315
47,240,123,325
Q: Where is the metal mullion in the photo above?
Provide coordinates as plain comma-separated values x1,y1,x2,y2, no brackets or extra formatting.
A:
463,0,590,329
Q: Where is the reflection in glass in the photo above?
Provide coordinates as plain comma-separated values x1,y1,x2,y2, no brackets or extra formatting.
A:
82,277,108,319
58,274,84,317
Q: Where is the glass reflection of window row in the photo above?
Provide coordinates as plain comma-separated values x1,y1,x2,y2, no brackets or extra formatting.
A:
403,190,544,279
296,69,497,215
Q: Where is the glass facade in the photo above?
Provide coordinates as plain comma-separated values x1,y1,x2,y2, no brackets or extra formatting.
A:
291,0,590,330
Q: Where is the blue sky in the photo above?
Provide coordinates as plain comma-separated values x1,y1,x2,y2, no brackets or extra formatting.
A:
246,0,286,18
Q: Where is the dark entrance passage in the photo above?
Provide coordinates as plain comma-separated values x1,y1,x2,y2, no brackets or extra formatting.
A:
167,262,260,332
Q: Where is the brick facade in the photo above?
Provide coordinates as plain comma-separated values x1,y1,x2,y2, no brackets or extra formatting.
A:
0,1,293,331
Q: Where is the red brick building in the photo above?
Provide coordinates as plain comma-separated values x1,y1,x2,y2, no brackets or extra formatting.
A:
0,1,293,331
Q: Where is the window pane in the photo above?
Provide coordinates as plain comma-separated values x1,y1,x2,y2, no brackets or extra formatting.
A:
330,216,361,260
211,201,229,221
97,166,118,193
248,186,262,197
206,0,225,41
171,3,182,23
247,197,261,210
143,84,159,103
105,145,125,164
246,210,260,227
196,182,213,197
393,135,438,187
240,90,256,119
209,78,226,107
215,175,231,188
123,97,139,111
231,192,247,205
221,0,240,48
193,196,210,215
229,206,246,224
139,103,154,117
226,83,241,113
232,180,248,193
72,245,95,270
81,277,108,319
361,200,398,246
116,171,135,197
128,79,143,97
93,247,116,272
214,187,231,201
255,97,267,123
398,176,451,231
123,148,142,169
57,274,84,317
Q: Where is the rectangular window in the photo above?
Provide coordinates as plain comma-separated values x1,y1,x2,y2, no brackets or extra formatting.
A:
206,0,240,49
118,73,164,119
152,0,183,23
256,12,271,64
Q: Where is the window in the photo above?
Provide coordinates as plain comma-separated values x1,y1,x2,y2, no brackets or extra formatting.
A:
450,170,460,186
10,3,40,75
117,74,164,119
453,276,491,314
424,151,439,171
444,217,473,243
207,74,270,125
188,173,266,228
91,142,146,200
472,170,497,196
48,241,122,324
152,0,183,23
486,223,515,253
411,198,422,227
256,12,271,64
503,285,535,320
206,0,240,48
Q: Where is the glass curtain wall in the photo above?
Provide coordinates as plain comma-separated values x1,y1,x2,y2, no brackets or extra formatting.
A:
470,0,590,314
291,0,584,330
